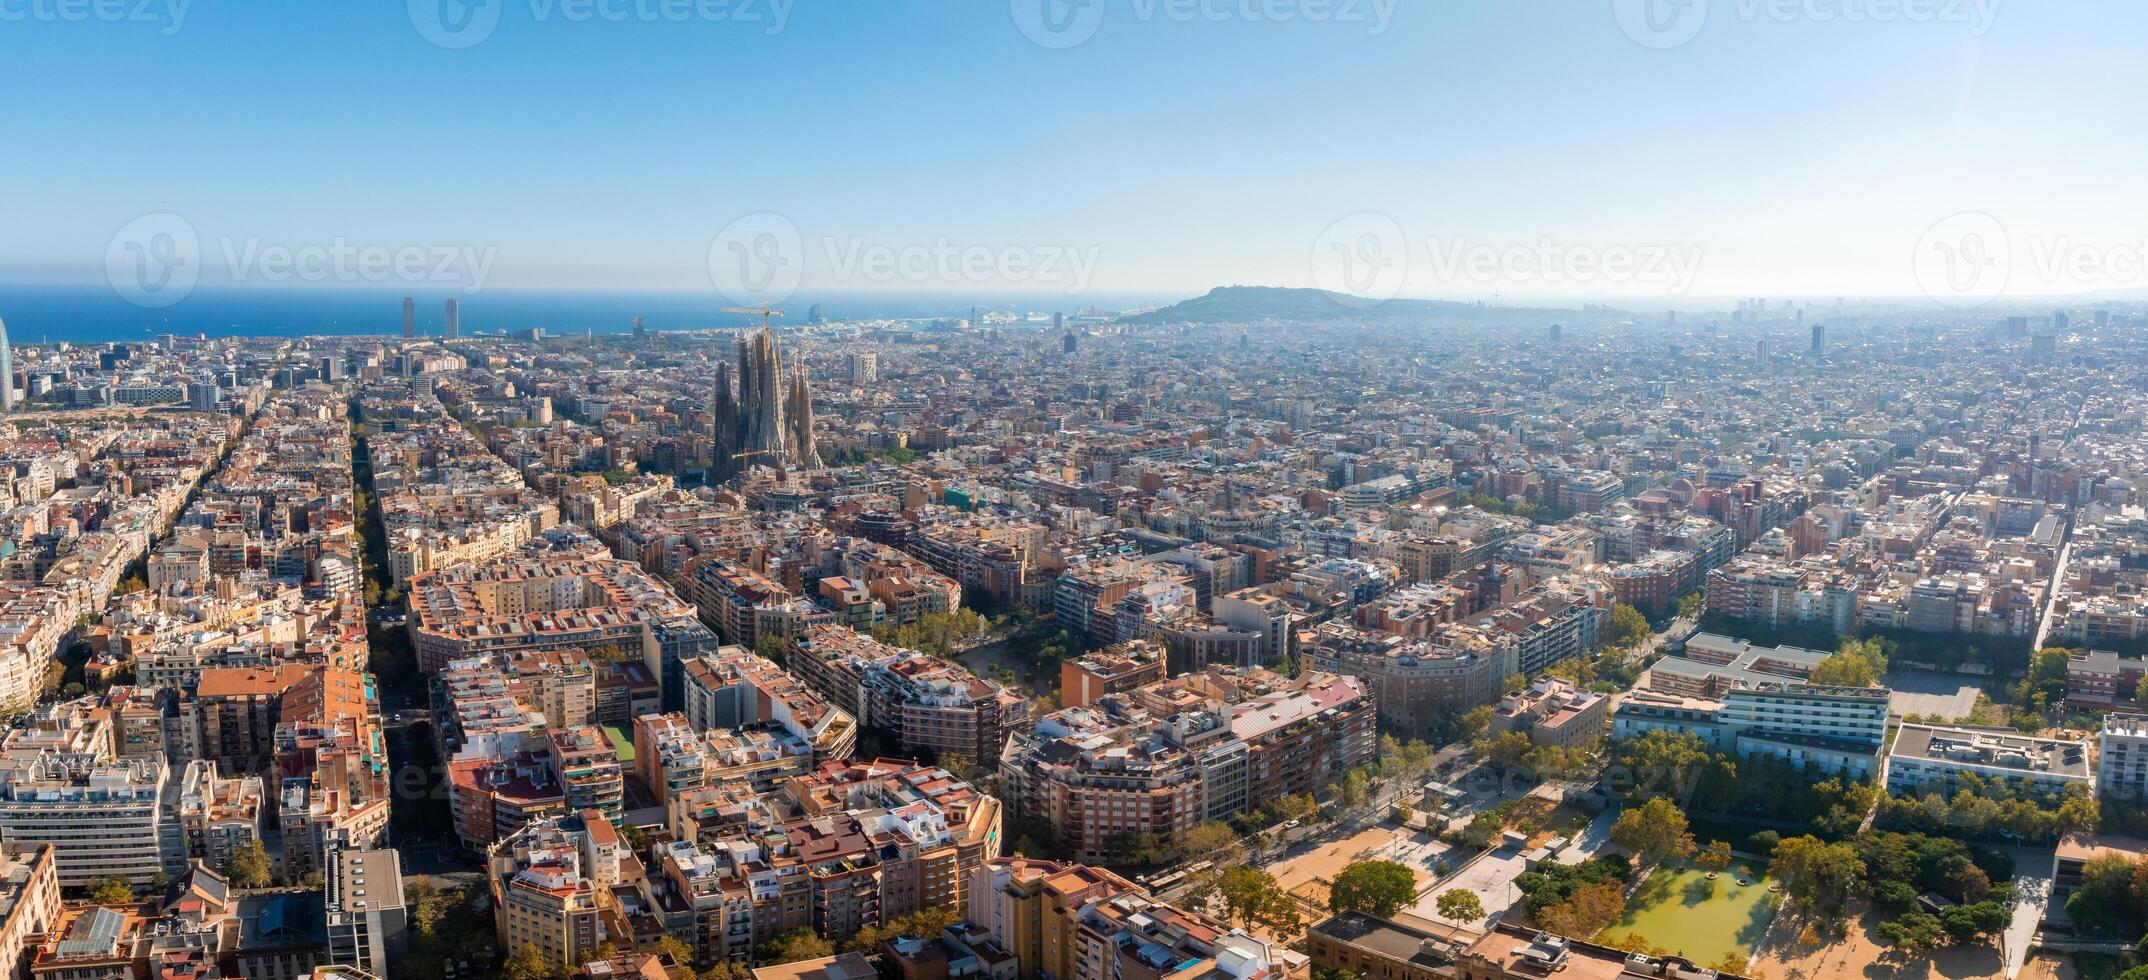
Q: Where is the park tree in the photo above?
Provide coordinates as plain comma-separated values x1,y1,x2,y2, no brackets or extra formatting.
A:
1535,882,1626,938
1937,901,2009,945
88,877,133,905
1768,835,1866,914
1696,840,1734,873
1875,912,1946,952
1606,730,1734,804
845,907,962,954
1329,861,1417,919
1474,732,1534,770
1709,953,1752,976
1216,867,1300,935
1434,889,1486,925
1463,811,1505,848
223,839,272,889
1182,821,1246,864
1808,649,1881,687
503,943,567,980
1610,798,1695,866
407,876,446,938
1603,604,1651,650
759,929,834,964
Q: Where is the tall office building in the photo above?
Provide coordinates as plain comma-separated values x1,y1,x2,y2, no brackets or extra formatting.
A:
0,317,13,413
402,297,415,338
632,316,647,340
1062,331,1078,354
1809,322,1825,357
189,381,220,413
1755,338,1770,370
2054,310,2071,333
847,352,877,384
1548,323,1563,344
444,299,460,340
809,303,825,324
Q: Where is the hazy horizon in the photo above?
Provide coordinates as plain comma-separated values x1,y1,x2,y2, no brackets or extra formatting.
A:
9,3,2148,312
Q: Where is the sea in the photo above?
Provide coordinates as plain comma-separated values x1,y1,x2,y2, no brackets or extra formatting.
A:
0,283,1171,345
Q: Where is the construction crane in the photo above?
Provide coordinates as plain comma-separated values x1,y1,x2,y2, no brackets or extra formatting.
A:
723,306,785,332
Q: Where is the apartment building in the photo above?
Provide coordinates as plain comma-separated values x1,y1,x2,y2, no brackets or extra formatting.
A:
790,625,1026,765
489,812,630,967
1886,724,2094,799
1060,640,1167,708
2102,713,2148,804
1643,633,1827,698
1489,679,1607,751
1300,621,1511,737
0,845,59,980
547,726,626,819
1613,681,1890,777
999,669,1375,861
323,848,408,977
679,646,858,763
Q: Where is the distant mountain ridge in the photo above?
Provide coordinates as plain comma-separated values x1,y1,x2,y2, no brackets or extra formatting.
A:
1121,285,1590,324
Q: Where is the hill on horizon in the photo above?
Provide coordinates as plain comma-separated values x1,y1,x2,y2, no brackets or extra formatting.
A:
1120,285,1598,325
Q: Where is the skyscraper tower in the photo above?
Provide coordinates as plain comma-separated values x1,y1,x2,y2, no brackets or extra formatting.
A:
444,299,460,339
402,297,416,338
633,316,647,340
1062,331,1078,355
0,317,13,414
1809,322,1824,357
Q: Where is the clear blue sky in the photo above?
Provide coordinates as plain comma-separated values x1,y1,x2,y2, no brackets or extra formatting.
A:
5,1,2145,305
